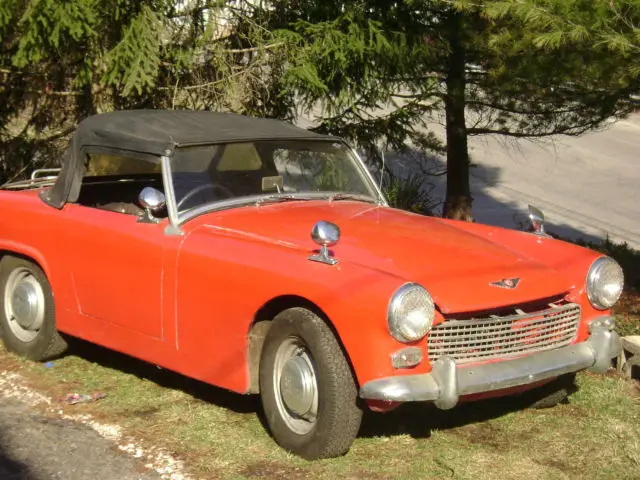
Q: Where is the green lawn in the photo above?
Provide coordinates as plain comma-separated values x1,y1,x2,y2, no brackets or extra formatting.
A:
1,338,638,480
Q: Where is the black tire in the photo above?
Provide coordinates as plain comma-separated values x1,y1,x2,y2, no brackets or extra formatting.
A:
520,373,578,409
0,255,67,360
259,307,362,459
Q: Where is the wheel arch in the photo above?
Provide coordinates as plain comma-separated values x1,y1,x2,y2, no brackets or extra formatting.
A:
0,243,51,280
0,247,69,360
246,294,357,394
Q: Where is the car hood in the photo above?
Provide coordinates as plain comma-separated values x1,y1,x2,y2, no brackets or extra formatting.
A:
201,201,575,313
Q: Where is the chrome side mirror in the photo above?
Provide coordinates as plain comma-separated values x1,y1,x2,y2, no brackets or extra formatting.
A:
138,187,166,224
308,220,340,265
528,205,549,237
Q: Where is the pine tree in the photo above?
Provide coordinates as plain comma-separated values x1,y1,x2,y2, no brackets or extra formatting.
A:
267,0,640,219
1,0,638,220
0,0,285,182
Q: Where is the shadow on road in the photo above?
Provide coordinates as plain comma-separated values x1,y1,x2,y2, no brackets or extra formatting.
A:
0,431,38,480
378,147,605,244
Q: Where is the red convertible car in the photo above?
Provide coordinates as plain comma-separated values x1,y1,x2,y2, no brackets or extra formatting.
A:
0,110,623,459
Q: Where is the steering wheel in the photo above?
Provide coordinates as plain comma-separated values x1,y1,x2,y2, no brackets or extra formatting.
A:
176,183,234,211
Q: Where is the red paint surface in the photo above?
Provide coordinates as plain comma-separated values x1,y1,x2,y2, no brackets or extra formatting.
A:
0,189,606,400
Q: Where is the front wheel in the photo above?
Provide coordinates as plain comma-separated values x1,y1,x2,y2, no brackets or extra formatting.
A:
0,255,67,360
259,308,362,459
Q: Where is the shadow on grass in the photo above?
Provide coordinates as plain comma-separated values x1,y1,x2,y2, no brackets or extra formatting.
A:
358,395,527,440
63,336,261,415
63,336,532,442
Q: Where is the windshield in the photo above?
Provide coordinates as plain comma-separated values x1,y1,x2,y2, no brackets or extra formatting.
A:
170,140,378,214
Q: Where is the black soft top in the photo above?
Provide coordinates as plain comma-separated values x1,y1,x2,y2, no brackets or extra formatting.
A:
75,109,333,154
41,109,337,208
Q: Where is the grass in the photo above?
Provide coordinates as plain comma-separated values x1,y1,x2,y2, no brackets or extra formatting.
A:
0,338,639,480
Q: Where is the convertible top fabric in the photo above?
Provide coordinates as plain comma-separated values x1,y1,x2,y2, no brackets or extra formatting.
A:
41,109,337,208
75,110,335,154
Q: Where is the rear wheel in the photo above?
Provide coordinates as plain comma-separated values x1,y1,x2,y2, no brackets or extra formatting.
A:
259,308,362,459
0,255,67,360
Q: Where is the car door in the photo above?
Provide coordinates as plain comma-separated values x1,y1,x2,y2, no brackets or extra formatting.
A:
61,151,168,339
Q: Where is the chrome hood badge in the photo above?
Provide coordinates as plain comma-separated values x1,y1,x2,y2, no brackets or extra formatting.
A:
490,277,521,289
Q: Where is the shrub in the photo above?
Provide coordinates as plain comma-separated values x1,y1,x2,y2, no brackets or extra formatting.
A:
382,171,439,216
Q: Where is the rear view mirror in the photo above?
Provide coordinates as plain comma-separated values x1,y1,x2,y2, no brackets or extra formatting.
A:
262,176,284,192
139,187,166,212
528,205,548,236
138,187,166,224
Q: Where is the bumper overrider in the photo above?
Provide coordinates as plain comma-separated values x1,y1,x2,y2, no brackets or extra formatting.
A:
360,317,622,410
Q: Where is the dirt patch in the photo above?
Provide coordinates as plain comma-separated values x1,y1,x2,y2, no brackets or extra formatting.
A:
534,457,578,475
348,471,395,480
547,403,583,418
0,350,22,371
131,407,162,418
452,421,513,450
630,380,640,397
240,461,307,479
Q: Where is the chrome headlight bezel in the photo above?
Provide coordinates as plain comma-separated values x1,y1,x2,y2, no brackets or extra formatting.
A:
387,283,435,343
586,256,624,310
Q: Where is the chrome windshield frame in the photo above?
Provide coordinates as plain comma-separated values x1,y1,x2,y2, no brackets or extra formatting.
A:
162,139,389,231
344,141,389,208
160,154,184,236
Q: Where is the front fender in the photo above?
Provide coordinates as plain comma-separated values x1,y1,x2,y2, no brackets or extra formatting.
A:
449,221,612,338
174,223,421,393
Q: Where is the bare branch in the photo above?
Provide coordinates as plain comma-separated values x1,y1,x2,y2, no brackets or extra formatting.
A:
35,126,76,142
225,42,284,54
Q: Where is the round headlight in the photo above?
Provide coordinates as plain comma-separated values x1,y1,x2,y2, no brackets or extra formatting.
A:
586,256,624,310
388,283,435,343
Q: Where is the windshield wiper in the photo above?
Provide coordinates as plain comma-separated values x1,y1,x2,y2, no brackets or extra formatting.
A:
254,192,379,206
327,192,378,204
254,194,314,206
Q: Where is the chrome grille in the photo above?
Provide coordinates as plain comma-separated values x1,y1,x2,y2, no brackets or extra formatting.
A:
427,303,581,364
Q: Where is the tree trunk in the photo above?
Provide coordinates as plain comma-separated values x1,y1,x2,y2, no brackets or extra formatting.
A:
443,12,473,221
77,82,95,120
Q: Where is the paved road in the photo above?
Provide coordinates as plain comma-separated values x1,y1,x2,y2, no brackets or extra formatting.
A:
0,397,159,480
303,109,640,248
397,113,640,248
460,114,640,248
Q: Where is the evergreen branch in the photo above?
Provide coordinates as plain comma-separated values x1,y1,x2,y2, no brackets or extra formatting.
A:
467,119,606,138
467,99,583,116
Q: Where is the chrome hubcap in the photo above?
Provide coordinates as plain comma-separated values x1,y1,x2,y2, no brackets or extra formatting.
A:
273,337,318,435
4,268,45,342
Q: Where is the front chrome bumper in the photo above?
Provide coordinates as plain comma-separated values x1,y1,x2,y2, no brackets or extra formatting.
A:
359,321,622,410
